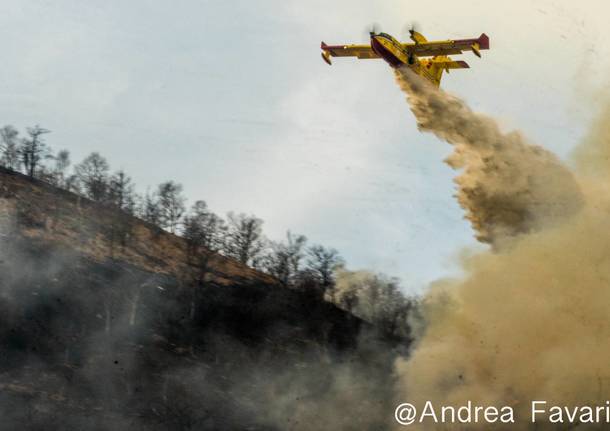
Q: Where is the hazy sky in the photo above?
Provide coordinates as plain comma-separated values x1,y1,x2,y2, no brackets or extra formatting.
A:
1,0,609,293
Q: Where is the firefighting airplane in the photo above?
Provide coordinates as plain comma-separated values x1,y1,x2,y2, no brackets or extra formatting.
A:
321,28,489,86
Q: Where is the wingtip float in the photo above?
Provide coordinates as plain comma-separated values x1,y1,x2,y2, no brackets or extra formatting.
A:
321,29,490,87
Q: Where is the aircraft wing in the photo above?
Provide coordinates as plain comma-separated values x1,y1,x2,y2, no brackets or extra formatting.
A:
405,33,489,58
321,42,379,65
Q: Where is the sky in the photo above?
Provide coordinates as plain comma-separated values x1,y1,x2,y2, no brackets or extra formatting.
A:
1,0,609,293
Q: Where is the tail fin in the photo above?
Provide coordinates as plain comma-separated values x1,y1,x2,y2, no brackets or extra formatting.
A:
470,34,490,57
478,33,490,50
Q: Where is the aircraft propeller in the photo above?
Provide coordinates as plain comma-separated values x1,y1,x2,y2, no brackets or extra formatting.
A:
365,22,381,38
402,21,421,41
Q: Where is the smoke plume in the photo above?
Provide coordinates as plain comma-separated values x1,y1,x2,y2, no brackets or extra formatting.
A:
331,269,422,341
393,68,610,428
394,69,584,245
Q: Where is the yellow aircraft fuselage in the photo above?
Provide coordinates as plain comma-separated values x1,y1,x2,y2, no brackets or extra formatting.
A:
369,33,410,66
321,31,489,87
369,33,444,84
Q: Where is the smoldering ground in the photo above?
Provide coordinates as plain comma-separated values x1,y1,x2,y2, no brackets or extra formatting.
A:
0,203,408,430
394,68,610,429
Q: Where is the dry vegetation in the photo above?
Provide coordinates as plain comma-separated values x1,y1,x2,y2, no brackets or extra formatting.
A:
0,166,276,287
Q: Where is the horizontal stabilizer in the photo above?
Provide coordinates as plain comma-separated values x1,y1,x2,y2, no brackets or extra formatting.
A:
321,51,332,65
320,42,332,65
431,58,470,69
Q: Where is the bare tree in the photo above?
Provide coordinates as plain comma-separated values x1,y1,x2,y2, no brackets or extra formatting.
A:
19,125,51,177
108,170,136,214
75,152,110,201
64,174,80,194
139,189,161,226
48,149,71,187
0,125,20,170
286,231,307,278
306,245,344,289
331,270,418,340
264,231,307,286
183,201,227,319
157,181,186,233
183,200,226,252
102,170,137,253
264,241,290,285
225,212,265,267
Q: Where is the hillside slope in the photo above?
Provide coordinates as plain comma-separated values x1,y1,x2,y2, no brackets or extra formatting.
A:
0,166,275,287
0,168,405,430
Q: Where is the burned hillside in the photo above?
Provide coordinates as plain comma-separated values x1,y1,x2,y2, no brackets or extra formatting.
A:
0,167,409,430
